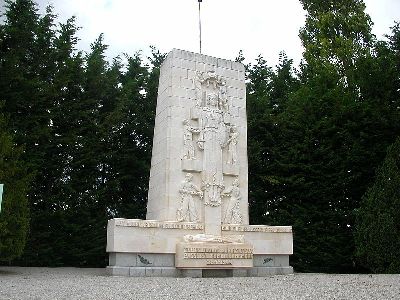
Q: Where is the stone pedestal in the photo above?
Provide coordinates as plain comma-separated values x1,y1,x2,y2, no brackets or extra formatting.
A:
106,49,293,277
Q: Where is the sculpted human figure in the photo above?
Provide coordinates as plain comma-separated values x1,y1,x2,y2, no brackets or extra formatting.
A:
222,179,243,224
218,80,228,113
182,119,199,160
203,93,224,130
205,70,219,89
194,71,204,107
176,173,203,222
226,126,239,165
198,92,225,206
183,234,244,244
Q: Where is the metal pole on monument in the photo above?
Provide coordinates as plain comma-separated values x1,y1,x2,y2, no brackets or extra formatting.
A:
198,0,202,54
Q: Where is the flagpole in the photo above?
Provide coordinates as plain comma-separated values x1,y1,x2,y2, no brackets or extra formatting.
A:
198,0,202,54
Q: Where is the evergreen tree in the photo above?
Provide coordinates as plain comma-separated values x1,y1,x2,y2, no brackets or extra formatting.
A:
256,0,399,272
0,0,58,265
246,53,299,225
104,50,160,219
355,137,400,273
284,0,372,272
0,107,30,262
20,15,88,266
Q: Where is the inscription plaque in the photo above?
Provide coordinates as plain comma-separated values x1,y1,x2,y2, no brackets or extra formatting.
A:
175,242,253,269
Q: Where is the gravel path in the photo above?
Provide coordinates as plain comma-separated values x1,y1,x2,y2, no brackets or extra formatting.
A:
0,267,399,300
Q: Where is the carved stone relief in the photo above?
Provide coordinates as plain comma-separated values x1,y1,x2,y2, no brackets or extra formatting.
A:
199,91,225,207
182,119,200,160
222,179,243,224
176,173,203,222
219,80,229,119
226,125,239,165
183,233,244,244
181,70,242,223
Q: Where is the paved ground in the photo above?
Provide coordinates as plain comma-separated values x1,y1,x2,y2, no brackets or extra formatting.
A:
0,267,399,300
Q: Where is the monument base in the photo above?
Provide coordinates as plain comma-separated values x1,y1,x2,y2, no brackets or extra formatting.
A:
106,219,293,277
107,252,293,277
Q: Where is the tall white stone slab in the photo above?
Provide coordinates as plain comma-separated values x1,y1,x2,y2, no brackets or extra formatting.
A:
146,49,249,234
106,49,293,277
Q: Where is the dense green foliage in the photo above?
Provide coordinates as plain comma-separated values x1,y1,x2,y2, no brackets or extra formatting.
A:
0,0,164,266
355,138,400,273
0,0,399,272
246,0,400,273
0,107,30,261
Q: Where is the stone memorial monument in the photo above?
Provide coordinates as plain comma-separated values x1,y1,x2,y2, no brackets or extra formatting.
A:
106,49,293,277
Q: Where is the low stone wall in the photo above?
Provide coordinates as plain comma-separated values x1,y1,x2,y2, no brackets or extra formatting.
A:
107,253,292,277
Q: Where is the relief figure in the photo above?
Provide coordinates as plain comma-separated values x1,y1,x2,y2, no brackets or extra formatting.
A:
218,80,229,113
176,173,203,222
198,93,226,206
226,126,239,165
183,119,200,160
222,179,243,224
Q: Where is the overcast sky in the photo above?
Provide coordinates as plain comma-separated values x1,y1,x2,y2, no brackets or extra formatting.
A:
2,0,400,66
